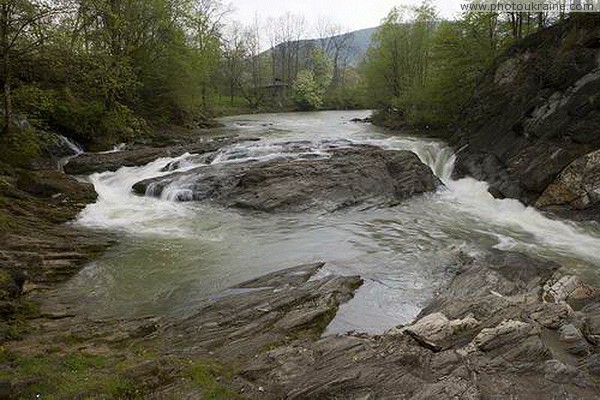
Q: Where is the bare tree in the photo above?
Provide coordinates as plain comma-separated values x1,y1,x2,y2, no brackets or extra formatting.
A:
222,21,246,104
314,17,351,90
266,12,305,87
238,15,265,108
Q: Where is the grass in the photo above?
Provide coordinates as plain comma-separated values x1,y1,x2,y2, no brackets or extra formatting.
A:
1,346,244,399
0,350,139,399
188,359,240,399
0,299,41,341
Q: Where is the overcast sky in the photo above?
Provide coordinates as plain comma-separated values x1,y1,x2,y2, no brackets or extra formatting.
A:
228,0,464,38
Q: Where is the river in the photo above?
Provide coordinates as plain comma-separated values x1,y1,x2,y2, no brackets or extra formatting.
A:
60,110,600,334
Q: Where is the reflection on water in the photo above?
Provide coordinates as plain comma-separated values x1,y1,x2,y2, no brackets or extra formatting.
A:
62,110,600,334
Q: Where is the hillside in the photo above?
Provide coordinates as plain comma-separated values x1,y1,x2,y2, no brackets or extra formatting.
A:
263,26,377,67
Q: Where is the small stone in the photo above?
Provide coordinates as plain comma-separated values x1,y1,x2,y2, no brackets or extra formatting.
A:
544,359,584,385
473,320,536,351
403,312,479,352
530,302,572,329
559,324,583,343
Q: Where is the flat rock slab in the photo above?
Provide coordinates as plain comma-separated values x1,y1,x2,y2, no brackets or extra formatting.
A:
64,136,242,175
159,262,363,361
133,145,441,213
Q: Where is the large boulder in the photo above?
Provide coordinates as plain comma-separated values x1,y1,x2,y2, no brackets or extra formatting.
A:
451,15,600,209
132,145,441,213
536,149,600,211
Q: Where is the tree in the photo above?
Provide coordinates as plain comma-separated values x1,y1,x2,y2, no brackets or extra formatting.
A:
266,12,305,87
362,3,438,108
315,18,351,90
235,17,267,109
221,21,246,105
293,70,322,110
0,0,60,135
309,48,332,91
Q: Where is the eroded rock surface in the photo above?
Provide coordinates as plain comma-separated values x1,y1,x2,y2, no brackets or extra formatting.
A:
536,150,600,220
133,145,441,212
64,135,242,175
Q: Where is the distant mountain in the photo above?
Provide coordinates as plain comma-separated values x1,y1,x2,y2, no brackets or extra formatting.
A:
263,26,378,68
321,27,378,66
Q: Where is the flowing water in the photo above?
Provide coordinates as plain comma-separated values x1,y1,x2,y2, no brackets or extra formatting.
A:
62,111,600,334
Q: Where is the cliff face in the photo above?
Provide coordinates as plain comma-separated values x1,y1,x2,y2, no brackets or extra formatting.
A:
451,15,600,217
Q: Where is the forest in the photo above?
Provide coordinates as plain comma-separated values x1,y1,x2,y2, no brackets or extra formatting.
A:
0,0,589,156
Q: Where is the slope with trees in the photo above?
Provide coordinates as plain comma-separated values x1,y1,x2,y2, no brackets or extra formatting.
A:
362,0,575,132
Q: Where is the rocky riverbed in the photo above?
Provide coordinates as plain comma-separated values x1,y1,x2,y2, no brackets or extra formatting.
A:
2,107,600,398
6,251,600,398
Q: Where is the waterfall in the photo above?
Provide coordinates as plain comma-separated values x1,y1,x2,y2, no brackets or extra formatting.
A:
58,135,84,156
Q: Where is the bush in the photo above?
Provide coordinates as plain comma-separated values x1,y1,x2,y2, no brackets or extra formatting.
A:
12,85,57,123
50,93,146,151
0,127,41,167
293,70,324,111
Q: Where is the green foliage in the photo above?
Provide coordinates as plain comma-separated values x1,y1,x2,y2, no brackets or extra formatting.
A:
12,85,57,123
362,1,516,130
1,0,228,150
293,70,324,111
362,3,437,108
0,127,41,166
310,48,334,90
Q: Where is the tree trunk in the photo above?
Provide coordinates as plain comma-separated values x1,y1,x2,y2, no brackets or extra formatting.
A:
1,4,11,135
3,66,10,135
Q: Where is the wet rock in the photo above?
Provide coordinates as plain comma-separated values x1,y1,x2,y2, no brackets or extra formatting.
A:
582,303,600,345
0,167,113,287
16,170,97,202
401,312,479,352
450,16,600,211
195,119,225,129
419,251,560,325
536,150,600,210
64,136,240,175
160,153,216,172
8,251,600,399
543,275,596,304
584,353,600,377
544,359,589,386
350,117,372,123
133,145,441,213
161,263,363,361
560,324,584,342
559,323,591,356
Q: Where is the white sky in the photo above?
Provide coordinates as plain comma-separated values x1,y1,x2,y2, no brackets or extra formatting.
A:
228,0,464,37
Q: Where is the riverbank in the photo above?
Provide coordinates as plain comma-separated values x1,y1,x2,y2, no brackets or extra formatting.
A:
0,166,113,340
5,250,600,398
0,125,253,340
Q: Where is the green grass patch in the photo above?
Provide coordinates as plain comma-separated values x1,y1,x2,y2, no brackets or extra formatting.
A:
0,350,140,399
0,299,41,341
188,359,240,399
